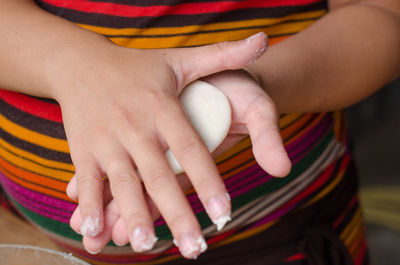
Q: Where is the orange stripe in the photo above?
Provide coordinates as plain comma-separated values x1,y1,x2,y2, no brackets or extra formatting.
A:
269,35,291,45
0,157,67,192
1,166,71,201
0,142,74,182
284,113,326,146
349,226,366,258
281,113,315,141
279,113,303,128
218,148,256,177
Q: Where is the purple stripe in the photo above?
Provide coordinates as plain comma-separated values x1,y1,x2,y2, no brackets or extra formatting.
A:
4,181,72,221
184,164,273,214
250,203,297,228
172,119,333,215
15,193,71,223
228,168,270,198
286,114,332,157
179,115,334,212
0,171,76,223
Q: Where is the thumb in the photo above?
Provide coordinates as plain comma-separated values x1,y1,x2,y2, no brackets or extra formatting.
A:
246,97,292,178
168,32,268,87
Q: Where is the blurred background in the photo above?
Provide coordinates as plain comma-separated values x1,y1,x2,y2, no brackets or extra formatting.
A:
345,78,400,265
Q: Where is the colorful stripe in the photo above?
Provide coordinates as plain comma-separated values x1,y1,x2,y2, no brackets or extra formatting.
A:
0,0,369,264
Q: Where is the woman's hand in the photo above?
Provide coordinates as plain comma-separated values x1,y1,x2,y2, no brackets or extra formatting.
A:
55,33,267,259
203,70,291,176
67,68,291,255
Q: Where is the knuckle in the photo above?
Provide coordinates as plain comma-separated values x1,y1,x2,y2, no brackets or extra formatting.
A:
145,88,165,106
125,212,149,229
154,98,180,122
110,172,140,190
216,41,230,51
248,96,278,124
169,213,189,229
175,138,202,160
193,177,216,193
215,42,230,68
79,202,100,215
76,171,101,187
144,168,169,192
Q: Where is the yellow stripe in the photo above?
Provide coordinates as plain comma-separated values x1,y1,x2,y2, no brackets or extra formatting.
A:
279,113,303,128
0,144,73,181
332,111,342,141
215,220,277,247
107,20,316,48
341,209,362,245
0,138,74,172
79,10,325,37
215,137,252,163
344,218,362,248
303,168,346,207
0,114,69,153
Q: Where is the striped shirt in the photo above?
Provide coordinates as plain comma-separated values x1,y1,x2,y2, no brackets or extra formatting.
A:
0,0,368,264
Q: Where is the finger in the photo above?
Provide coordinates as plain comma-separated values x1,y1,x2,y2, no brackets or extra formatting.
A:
168,32,268,86
111,193,161,247
74,154,104,238
66,174,78,201
127,133,207,259
247,97,291,177
156,101,231,232
69,179,113,234
67,175,112,203
82,200,121,254
136,174,193,223
101,144,157,253
112,217,129,247
70,205,81,235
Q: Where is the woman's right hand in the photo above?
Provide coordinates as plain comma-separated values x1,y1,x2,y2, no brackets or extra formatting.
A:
67,68,292,256
51,33,267,258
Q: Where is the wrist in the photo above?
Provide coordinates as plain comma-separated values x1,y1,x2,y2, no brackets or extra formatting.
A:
44,33,114,101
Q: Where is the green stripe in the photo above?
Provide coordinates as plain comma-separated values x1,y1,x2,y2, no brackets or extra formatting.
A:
9,197,82,241
6,131,336,241
155,130,336,239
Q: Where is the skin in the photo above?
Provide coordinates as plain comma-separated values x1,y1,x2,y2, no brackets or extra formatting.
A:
68,0,400,256
1,0,400,259
68,70,288,251
0,0,286,259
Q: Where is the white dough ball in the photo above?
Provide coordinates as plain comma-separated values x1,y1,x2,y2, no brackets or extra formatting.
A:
165,80,232,174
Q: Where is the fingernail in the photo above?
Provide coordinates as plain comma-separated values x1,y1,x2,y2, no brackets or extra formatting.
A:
207,194,231,231
85,247,101,255
114,241,126,247
177,234,207,259
130,227,158,252
245,32,268,65
246,32,266,43
80,213,102,238
66,175,76,200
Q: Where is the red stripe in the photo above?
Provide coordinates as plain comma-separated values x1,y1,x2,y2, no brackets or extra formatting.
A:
333,194,357,228
0,89,62,123
43,0,322,17
285,253,306,261
276,153,351,213
354,239,367,265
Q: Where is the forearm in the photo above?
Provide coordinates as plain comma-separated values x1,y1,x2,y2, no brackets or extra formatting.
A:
247,1,400,114
0,0,112,98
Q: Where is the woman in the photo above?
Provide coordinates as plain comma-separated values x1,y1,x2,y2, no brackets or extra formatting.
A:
0,0,399,264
